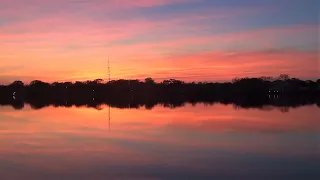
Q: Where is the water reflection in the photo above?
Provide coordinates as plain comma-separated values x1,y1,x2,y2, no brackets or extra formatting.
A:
1,93,319,111
0,104,319,180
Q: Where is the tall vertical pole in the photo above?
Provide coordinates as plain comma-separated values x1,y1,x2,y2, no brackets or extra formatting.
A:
108,56,111,83
108,56,111,131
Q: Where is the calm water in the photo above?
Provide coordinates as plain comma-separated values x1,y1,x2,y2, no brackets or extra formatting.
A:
0,104,319,180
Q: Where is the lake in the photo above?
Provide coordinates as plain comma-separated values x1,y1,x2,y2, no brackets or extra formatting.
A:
0,103,319,180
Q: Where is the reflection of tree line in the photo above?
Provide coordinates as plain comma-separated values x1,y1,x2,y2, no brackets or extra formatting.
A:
0,75,319,111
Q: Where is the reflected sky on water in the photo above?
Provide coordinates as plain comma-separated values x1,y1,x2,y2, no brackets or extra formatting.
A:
0,104,319,180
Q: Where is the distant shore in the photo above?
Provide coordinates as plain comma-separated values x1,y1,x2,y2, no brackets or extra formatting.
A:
1,75,319,110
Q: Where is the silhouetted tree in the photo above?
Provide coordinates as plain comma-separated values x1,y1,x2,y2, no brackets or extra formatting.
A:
30,80,44,86
232,77,240,83
145,77,155,84
10,80,24,87
278,74,290,81
162,79,184,85
94,79,104,84
259,76,273,81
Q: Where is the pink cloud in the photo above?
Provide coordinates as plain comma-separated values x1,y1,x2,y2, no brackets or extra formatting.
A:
105,0,197,8
0,0,196,15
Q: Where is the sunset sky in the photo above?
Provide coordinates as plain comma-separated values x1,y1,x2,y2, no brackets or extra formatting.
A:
0,0,318,84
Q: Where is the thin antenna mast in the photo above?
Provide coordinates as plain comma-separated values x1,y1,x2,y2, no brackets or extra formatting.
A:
107,56,111,131
108,56,111,82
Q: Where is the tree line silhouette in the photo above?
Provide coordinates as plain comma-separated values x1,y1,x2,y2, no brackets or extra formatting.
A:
0,74,319,110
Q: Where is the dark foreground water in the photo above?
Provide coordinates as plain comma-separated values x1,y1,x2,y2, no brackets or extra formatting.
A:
0,104,319,180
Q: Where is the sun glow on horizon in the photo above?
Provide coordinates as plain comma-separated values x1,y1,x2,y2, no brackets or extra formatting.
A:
0,0,318,84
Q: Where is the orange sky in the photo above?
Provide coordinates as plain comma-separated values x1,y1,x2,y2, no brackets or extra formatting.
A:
0,0,319,84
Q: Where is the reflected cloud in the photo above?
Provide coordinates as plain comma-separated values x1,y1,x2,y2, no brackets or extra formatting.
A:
0,103,319,179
